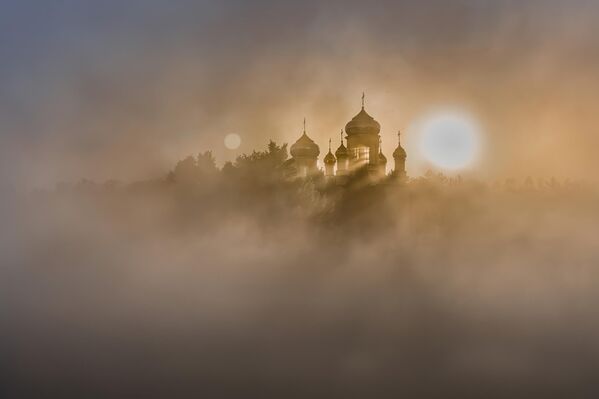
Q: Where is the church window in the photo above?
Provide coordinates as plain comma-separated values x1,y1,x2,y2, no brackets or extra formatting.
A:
354,146,370,162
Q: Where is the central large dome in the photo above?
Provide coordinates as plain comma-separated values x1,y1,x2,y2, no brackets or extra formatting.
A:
345,107,381,136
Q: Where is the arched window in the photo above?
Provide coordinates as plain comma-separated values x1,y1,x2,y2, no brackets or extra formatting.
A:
354,146,370,162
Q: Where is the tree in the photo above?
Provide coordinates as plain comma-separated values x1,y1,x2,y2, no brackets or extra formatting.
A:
173,156,198,183
172,151,218,184
234,140,288,181
221,161,235,176
197,151,217,174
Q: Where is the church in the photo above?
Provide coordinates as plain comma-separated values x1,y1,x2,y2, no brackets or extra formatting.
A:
283,96,407,181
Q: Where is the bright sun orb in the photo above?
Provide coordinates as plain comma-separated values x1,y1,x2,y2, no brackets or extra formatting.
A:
418,112,481,171
224,133,241,150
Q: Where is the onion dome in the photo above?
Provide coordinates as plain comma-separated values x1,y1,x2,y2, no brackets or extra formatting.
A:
335,130,349,159
345,94,380,136
290,119,320,158
393,131,407,159
324,152,336,165
324,139,337,165
378,149,388,164
290,133,320,158
335,129,349,159
335,143,348,159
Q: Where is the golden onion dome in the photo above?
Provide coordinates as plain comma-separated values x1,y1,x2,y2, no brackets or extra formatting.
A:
324,150,336,165
323,138,337,165
393,146,406,159
335,143,348,159
335,129,348,158
345,107,381,136
393,131,407,159
290,132,320,159
378,151,388,164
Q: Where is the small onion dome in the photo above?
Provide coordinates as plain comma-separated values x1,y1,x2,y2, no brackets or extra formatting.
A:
324,150,336,165
335,133,348,158
393,131,407,159
336,144,348,159
290,132,320,158
378,151,388,164
393,145,407,160
345,107,381,136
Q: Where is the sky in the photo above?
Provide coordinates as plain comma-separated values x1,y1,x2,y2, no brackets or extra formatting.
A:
2,0,599,187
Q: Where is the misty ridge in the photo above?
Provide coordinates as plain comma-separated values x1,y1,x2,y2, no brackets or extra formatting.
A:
4,139,599,398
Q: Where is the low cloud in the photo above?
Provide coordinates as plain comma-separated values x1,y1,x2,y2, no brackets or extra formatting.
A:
2,163,599,397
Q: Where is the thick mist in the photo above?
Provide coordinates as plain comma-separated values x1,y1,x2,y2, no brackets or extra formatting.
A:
3,151,599,397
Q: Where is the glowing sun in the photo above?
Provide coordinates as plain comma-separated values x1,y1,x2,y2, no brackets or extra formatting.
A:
418,112,481,170
224,133,242,150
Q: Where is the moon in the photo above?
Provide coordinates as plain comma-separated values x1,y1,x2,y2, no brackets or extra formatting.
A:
418,112,481,170
224,133,242,150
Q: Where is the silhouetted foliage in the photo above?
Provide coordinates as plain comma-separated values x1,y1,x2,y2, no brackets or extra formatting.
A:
232,140,288,182
172,151,217,184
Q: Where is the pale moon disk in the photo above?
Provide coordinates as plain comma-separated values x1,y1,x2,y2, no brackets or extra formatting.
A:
224,133,242,150
418,112,481,170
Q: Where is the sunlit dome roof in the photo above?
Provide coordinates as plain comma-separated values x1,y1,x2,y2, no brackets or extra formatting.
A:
345,107,381,136
335,142,348,158
393,145,407,159
378,151,387,164
393,131,407,160
324,150,336,165
290,132,320,158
